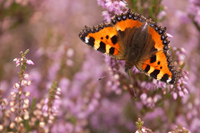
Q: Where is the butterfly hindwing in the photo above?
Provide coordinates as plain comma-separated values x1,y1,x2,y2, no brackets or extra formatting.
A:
141,51,175,83
138,23,177,84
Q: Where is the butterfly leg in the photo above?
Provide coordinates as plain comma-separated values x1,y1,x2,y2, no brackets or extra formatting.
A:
126,68,137,99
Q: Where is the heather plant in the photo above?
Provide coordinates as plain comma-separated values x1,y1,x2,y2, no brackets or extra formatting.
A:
0,0,200,133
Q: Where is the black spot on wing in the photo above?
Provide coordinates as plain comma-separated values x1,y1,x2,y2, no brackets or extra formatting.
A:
88,37,95,47
169,73,176,84
106,35,109,39
169,79,175,84
111,35,118,45
97,41,106,53
150,69,160,79
150,46,157,52
109,47,115,55
144,65,150,73
150,55,156,63
160,74,169,82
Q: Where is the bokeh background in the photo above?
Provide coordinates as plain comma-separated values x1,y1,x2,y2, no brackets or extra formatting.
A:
0,0,200,132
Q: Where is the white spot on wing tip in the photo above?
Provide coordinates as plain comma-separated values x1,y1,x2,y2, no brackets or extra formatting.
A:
167,78,172,83
85,37,89,43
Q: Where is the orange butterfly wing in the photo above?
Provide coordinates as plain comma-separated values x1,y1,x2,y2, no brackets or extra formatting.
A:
79,10,178,84
79,10,145,60
139,23,178,84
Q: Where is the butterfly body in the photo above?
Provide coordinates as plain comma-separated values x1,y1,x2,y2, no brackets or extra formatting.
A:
79,9,178,84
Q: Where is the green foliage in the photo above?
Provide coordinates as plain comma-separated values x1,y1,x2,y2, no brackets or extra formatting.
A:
130,0,164,21
0,1,33,30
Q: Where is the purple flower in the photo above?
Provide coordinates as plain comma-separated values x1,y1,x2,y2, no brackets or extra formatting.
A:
175,10,191,24
26,60,34,65
102,11,111,22
194,11,200,26
97,0,106,7
158,11,166,19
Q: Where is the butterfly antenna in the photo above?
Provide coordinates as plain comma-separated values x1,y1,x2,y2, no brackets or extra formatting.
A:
98,73,113,81
127,69,137,99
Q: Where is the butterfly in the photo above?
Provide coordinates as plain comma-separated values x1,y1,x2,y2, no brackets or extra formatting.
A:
78,9,178,84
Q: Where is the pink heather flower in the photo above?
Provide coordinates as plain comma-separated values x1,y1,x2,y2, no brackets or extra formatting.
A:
172,92,178,100
15,116,22,123
55,95,60,99
10,122,15,129
26,59,34,65
98,0,127,21
14,83,20,89
24,74,29,79
66,48,74,57
140,93,147,100
66,59,74,66
42,104,48,112
13,58,20,67
10,92,17,100
180,48,186,55
183,88,188,95
119,1,127,7
97,0,105,7
25,91,31,97
194,10,200,26
13,58,19,63
39,122,45,128
21,80,28,86
48,63,60,80
105,1,114,12
42,98,49,113
179,91,184,97
175,10,191,24
135,127,147,133
158,11,166,19
166,33,173,38
113,1,122,14
102,11,111,22
187,4,198,16
190,118,200,131
56,88,61,95
42,97,61,116
52,99,61,114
